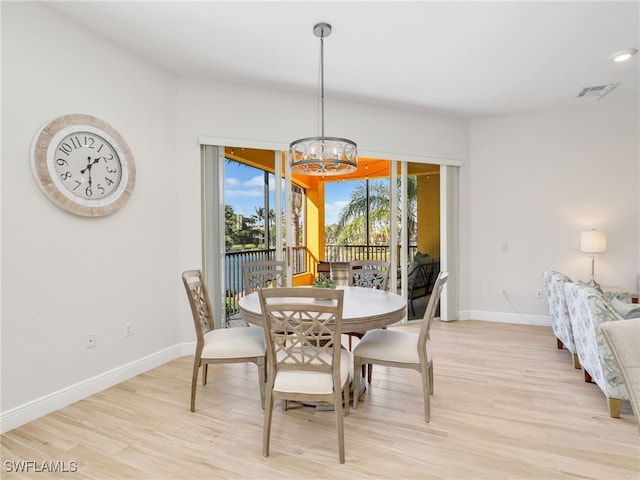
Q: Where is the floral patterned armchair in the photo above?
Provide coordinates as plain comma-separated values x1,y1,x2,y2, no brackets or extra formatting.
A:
543,271,579,368
564,282,635,418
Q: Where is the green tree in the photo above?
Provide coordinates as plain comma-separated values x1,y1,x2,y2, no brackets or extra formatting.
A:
335,177,417,245
325,223,340,244
225,204,238,249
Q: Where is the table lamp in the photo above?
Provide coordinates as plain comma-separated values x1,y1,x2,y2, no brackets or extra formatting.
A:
580,229,607,288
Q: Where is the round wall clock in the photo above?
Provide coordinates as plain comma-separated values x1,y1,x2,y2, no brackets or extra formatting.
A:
30,113,136,217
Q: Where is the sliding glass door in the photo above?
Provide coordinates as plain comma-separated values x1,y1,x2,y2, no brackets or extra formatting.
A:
202,141,458,327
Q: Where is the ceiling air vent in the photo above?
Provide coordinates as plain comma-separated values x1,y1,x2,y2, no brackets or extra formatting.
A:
577,83,620,100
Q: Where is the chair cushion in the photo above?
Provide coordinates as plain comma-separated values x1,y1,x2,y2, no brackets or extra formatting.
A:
202,326,266,359
353,329,430,364
274,349,350,394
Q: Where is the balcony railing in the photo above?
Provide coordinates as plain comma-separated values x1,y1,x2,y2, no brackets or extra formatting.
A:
224,244,418,323
225,247,308,321
324,244,418,263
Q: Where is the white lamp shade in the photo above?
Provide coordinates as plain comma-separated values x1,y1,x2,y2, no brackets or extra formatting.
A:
580,230,607,253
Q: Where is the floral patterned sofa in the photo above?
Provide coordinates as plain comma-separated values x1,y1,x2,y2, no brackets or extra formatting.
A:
564,282,637,418
543,271,580,368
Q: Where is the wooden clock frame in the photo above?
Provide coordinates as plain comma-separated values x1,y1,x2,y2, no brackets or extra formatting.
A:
30,113,136,217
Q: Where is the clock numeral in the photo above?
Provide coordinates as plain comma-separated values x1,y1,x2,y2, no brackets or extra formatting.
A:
58,135,97,155
70,136,82,149
105,165,118,174
103,153,114,162
60,171,72,181
85,185,93,197
96,184,105,195
97,143,104,153
73,181,82,191
56,158,69,167
58,142,73,156
105,177,115,186
83,136,96,149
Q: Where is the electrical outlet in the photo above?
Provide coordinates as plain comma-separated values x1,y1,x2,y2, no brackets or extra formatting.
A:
125,322,133,337
536,289,543,299
86,333,95,349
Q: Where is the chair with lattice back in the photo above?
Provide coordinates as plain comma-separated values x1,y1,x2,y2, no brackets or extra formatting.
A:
353,271,449,423
349,259,390,290
182,269,266,412
242,260,287,295
346,259,391,382
259,286,350,463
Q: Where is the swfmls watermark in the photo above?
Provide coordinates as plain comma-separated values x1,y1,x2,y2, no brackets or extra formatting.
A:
4,460,78,474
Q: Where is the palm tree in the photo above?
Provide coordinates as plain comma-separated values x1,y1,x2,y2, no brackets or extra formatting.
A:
291,185,304,247
254,207,265,229
336,177,417,245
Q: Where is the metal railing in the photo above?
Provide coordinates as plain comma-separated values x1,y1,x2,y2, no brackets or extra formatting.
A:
324,244,418,262
225,247,308,320
224,244,419,322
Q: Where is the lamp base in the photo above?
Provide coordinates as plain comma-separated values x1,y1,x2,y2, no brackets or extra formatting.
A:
586,278,601,289
586,254,601,290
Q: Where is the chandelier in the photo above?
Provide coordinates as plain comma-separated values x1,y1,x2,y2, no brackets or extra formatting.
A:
290,23,358,175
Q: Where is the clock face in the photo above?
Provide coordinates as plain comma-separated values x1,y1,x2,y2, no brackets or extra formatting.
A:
31,114,135,217
51,130,123,202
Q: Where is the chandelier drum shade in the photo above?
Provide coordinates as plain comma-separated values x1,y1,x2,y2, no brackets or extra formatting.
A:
289,23,358,175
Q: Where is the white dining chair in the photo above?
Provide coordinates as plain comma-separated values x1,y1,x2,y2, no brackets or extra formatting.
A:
346,259,391,382
242,260,287,295
352,271,449,422
258,287,349,463
182,269,266,412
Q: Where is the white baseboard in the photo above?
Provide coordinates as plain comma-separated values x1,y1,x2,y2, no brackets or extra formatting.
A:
458,310,551,326
1,311,550,434
1,342,195,434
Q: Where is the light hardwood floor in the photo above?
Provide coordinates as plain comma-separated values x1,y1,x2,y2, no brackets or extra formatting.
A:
2,320,639,479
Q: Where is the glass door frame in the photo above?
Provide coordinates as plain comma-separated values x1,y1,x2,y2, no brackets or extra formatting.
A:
201,138,460,327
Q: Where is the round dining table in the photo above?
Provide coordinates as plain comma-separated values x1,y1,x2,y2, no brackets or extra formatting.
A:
238,285,407,332
239,285,407,407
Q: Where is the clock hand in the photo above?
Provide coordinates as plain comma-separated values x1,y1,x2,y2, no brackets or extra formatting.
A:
81,156,101,189
80,157,101,174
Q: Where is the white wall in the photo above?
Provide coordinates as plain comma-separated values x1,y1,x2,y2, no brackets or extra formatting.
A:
461,102,639,323
4,1,637,434
1,3,181,430
1,2,469,431
174,76,470,339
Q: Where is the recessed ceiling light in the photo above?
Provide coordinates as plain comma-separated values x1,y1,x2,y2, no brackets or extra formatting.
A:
611,49,638,62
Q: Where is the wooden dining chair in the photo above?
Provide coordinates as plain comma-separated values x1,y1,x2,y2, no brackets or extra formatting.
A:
353,271,449,422
182,269,266,412
242,260,287,295
258,287,350,463
346,259,391,382
348,259,390,290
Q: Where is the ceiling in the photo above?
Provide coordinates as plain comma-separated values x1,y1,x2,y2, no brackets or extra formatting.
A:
45,1,639,119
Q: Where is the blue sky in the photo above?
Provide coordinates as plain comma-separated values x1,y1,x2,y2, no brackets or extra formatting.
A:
224,161,353,225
